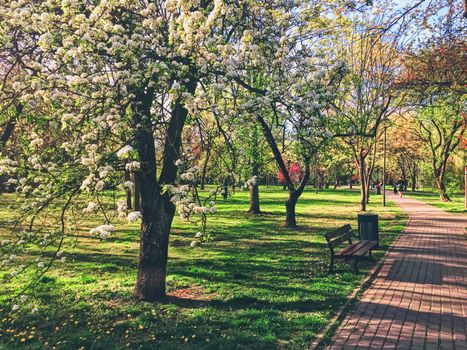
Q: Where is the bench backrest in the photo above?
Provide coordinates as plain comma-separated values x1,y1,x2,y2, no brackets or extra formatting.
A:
325,224,353,248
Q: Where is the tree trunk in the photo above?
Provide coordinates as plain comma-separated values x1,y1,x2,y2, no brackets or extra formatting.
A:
135,79,195,301
436,180,451,202
200,147,210,190
125,170,132,209
411,164,416,192
248,164,261,214
256,114,310,228
333,178,340,189
135,191,174,301
349,173,353,189
0,104,21,194
285,192,298,228
365,172,371,204
0,104,21,149
134,122,166,301
433,153,452,202
359,151,367,212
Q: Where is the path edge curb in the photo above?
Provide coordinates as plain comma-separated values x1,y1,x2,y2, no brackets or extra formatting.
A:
309,203,412,350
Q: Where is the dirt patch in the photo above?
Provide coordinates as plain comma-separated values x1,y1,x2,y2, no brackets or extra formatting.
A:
167,286,215,301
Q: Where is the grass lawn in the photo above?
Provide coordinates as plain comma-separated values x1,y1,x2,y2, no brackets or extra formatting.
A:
0,187,407,350
405,189,466,214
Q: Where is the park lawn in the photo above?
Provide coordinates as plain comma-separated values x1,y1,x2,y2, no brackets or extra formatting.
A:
0,187,406,350
405,190,466,214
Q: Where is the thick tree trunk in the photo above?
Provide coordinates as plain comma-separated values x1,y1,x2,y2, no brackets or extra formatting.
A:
135,192,174,301
134,122,165,301
135,79,196,301
248,164,261,214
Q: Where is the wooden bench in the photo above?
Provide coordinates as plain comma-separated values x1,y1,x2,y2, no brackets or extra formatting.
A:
325,224,378,273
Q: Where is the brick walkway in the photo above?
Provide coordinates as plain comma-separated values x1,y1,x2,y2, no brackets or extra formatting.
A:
327,193,467,350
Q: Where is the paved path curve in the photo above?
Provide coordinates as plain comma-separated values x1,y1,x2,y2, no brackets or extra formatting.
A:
327,193,467,350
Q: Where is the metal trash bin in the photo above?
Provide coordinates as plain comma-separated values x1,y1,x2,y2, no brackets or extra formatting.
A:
375,187,381,195
358,213,379,248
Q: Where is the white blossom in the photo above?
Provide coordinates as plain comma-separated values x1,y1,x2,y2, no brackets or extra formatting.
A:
95,180,105,192
126,161,140,171
123,181,133,189
117,200,128,218
117,145,134,159
83,201,98,213
90,224,115,240
127,211,142,222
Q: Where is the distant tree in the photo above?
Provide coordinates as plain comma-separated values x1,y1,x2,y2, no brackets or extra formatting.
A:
330,11,406,211
386,118,426,192
399,9,466,200
413,105,465,201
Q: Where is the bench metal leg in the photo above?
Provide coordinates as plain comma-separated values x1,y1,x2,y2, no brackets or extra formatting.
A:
368,250,374,262
353,256,360,273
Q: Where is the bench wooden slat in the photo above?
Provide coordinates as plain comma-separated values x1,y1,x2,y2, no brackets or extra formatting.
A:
335,241,365,257
328,231,352,248
337,240,377,258
353,240,378,257
325,224,352,241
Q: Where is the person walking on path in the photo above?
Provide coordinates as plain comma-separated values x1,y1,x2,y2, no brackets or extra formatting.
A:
397,180,404,198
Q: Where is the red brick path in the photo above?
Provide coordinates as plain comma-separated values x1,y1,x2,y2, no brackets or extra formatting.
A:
326,193,467,350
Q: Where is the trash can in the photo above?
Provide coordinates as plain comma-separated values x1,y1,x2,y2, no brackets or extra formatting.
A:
375,186,381,195
358,213,379,248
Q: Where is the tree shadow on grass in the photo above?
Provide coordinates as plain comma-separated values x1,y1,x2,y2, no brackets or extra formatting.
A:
162,294,346,313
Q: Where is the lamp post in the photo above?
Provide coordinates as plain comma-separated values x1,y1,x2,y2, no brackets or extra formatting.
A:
383,126,387,207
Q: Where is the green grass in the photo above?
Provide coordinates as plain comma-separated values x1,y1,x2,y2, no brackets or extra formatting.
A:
405,189,466,214
0,187,407,350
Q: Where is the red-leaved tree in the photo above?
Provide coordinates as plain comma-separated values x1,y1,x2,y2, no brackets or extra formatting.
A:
277,163,303,184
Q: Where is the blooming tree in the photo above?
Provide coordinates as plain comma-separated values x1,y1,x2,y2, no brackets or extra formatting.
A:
0,0,245,302
0,0,356,303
